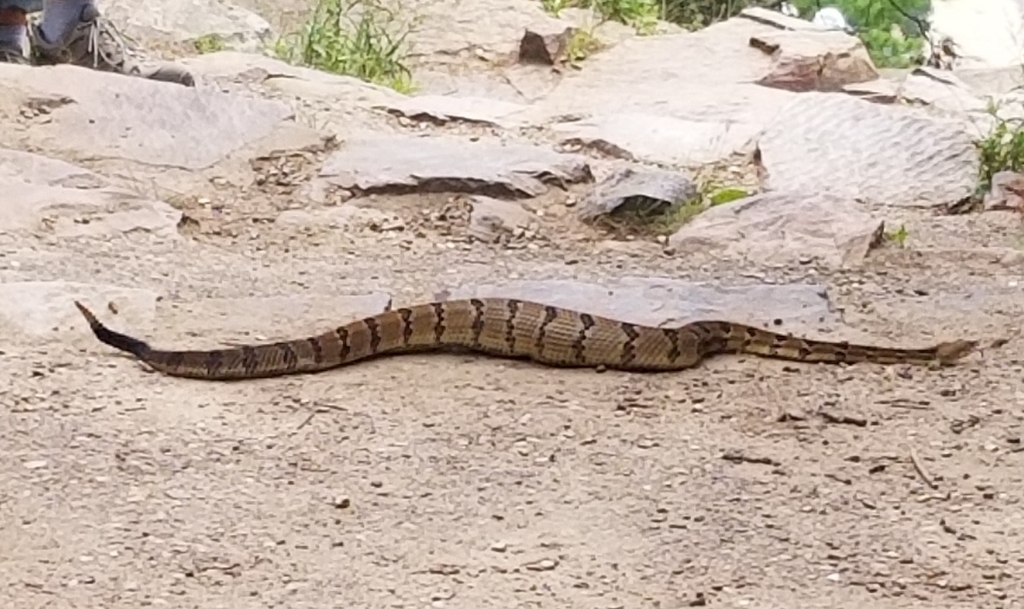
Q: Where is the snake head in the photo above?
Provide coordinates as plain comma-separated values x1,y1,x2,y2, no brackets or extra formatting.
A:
934,339,978,364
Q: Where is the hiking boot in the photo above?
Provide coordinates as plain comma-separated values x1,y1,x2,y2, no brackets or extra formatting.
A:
29,5,194,87
0,22,28,65
0,41,29,64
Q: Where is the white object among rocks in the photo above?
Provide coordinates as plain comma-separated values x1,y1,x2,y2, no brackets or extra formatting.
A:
812,6,853,32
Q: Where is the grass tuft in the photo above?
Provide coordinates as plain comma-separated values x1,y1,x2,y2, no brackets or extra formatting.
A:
271,0,414,93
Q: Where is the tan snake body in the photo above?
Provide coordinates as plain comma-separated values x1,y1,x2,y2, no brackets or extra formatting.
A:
73,298,976,381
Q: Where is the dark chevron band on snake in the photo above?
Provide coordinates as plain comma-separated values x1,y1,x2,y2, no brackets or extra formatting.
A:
73,298,978,381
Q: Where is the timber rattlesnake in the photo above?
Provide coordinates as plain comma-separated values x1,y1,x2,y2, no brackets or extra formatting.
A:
74,298,976,381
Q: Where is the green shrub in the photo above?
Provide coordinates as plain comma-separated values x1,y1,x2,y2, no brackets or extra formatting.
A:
541,0,659,34
193,34,226,54
562,0,934,68
976,101,1024,195
787,0,930,68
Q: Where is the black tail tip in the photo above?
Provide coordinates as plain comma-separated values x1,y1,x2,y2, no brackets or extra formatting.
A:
74,300,101,328
73,300,151,358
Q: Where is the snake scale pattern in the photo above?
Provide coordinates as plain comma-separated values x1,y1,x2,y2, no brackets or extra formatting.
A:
73,298,977,381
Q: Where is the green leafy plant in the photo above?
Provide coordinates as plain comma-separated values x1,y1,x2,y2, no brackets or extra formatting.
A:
976,101,1024,195
857,24,925,68
660,0,753,30
540,0,659,34
193,33,226,54
786,0,930,68
709,187,749,206
653,0,932,68
272,0,414,93
541,0,573,14
592,0,659,32
566,27,603,66
601,180,752,237
884,223,909,247
593,194,705,237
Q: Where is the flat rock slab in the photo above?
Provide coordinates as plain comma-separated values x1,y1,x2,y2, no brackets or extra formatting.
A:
0,147,104,188
182,52,405,108
0,148,180,237
407,0,565,60
897,68,990,115
376,95,531,128
758,92,979,206
578,166,697,221
436,277,839,332
529,18,797,166
1,281,158,338
0,63,293,171
954,66,1024,98
533,19,789,116
669,191,883,268
319,134,592,198
751,29,878,91
104,0,272,51
1,179,181,238
551,112,765,168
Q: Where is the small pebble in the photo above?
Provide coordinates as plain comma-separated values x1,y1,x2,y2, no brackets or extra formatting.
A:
525,558,557,571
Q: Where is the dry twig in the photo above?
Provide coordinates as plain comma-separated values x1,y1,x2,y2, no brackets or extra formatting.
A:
910,447,938,489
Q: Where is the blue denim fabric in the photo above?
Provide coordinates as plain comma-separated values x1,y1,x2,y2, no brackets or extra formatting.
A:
0,0,43,12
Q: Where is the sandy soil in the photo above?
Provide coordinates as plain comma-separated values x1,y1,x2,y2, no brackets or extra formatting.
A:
4,190,1024,609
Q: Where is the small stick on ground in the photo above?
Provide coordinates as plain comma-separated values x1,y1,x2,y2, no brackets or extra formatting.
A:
294,403,348,432
910,447,938,489
819,411,868,427
722,450,781,467
315,403,348,413
295,411,318,431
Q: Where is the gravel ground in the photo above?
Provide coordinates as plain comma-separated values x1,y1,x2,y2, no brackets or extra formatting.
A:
4,193,1024,608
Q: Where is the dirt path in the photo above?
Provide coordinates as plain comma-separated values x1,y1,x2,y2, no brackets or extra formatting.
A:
4,204,1024,608
2,2,1024,606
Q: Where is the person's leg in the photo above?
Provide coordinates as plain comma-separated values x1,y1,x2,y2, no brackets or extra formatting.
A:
0,4,29,64
30,0,195,87
35,0,89,46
